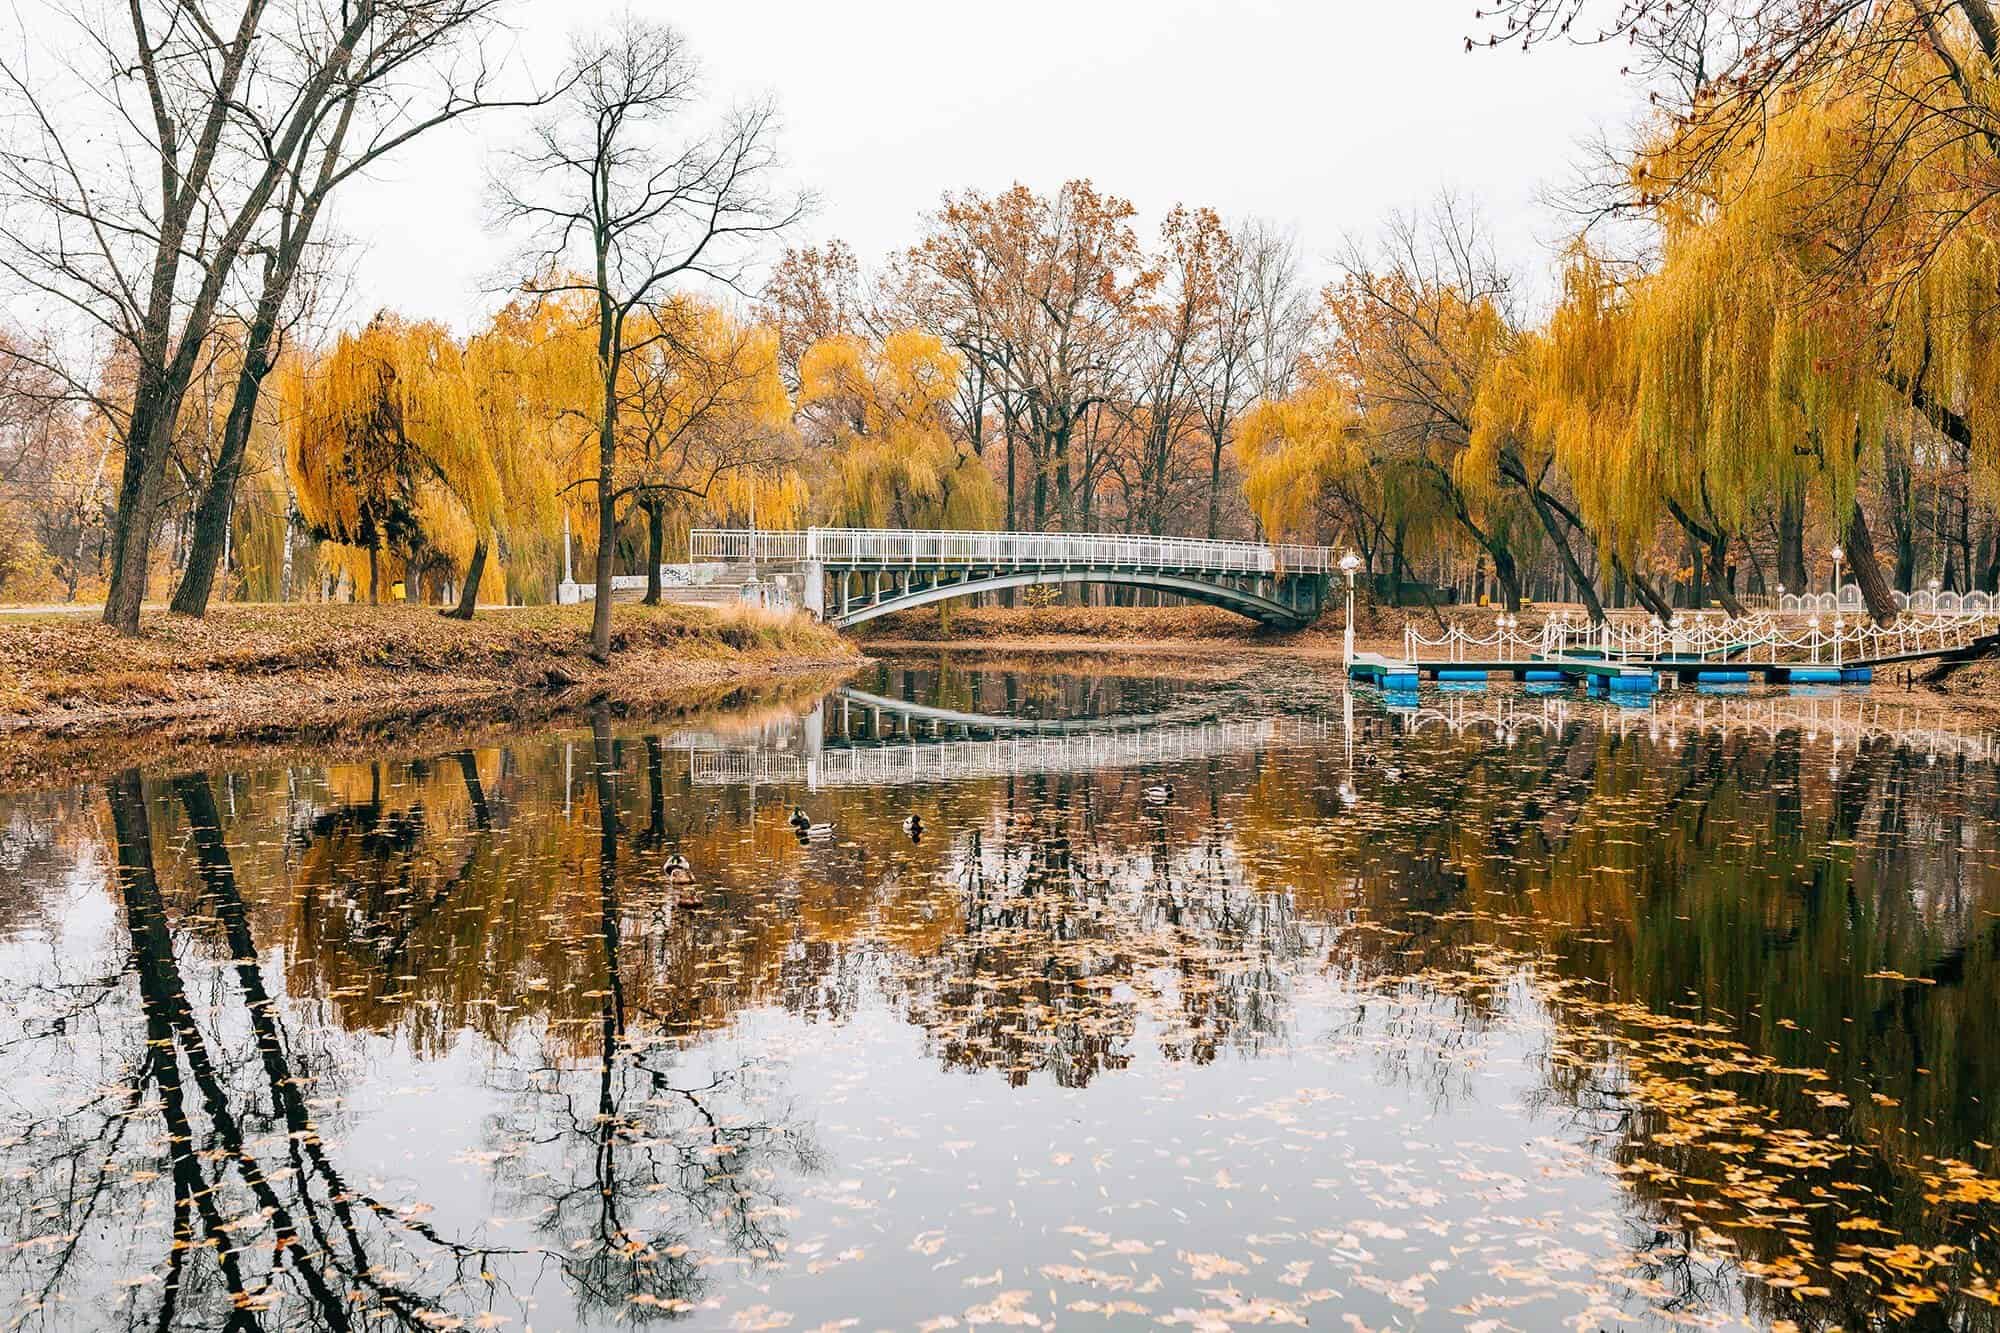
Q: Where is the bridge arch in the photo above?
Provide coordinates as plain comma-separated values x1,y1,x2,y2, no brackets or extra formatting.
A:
827,568,1322,630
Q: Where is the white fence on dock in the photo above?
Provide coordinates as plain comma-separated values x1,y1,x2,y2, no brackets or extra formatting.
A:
1404,609,2000,668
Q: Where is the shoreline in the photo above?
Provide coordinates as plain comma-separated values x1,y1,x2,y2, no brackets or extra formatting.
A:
0,602,861,789
8,598,2000,787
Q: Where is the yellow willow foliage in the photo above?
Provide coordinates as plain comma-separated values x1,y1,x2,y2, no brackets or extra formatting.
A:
1621,16,2000,524
471,303,571,530
1233,375,1361,543
619,299,805,530
1885,223,2000,474
1470,253,1660,562
801,329,998,529
285,315,502,575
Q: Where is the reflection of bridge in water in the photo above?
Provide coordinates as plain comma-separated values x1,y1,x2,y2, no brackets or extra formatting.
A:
673,683,2000,792
678,686,1333,789
1392,691,2000,763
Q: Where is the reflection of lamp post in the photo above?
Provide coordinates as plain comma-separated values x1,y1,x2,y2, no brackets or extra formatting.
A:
1339,550,1363,668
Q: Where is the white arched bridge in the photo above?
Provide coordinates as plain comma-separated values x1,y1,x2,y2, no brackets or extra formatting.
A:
689,528,1337,629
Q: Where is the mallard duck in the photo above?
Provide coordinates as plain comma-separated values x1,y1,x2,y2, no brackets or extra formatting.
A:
664,852,694,884
1144,783,1175,805
903,814,924,842
789,806,811,833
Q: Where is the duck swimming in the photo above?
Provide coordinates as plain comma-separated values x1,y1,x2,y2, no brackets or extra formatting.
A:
789,806,811,833
903,814,924,842
664,851,694,883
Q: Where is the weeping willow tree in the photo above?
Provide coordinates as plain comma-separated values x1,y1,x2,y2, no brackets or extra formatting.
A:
800,329,999,530
616,297,803,603
1236,375,1359,543
1548,12,2000,623
1238,368,1460,614
1319,202,1561,612
1472,252,1732,621
285,316,501,609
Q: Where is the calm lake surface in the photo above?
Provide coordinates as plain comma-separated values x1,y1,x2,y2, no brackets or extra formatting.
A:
2,656,1997,1331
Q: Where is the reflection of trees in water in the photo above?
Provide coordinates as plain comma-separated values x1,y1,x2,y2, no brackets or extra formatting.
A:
0,789,96,939
892,764,1314,1087
484,709,821,1321
0,769,511,1330
7,678,1998,1328
1266,714,2000,1331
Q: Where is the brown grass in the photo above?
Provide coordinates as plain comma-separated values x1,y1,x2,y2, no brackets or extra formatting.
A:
0,602,859,775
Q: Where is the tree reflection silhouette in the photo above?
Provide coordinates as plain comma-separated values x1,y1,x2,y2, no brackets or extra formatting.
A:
0,770,514,1330
482,707,822,1321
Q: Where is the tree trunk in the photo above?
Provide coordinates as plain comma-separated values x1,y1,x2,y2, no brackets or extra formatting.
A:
1490,545,1523,612
1705,533,1744,617
1665,494,1747,616
1843,500,1900,625
1778,486,1808,592
279,490,296,602
1522,484,1605,624
591,383,618,662
642,499,664,605
368,541,381,605
1206,430,1226,540
443,538,487,620
170,299,281,617
1004,404,1017,533
102,384,174,634
1614,552,1674,623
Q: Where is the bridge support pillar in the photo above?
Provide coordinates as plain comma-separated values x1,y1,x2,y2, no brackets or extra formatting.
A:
802,561,826,619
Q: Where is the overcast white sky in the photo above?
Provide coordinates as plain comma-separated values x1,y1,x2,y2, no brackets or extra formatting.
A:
335,0,1645,332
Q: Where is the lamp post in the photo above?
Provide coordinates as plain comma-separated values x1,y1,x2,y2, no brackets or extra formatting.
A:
1339,550,1363,668
1830,544,1844,610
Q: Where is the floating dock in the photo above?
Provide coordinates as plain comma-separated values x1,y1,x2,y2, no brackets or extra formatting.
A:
1348,651,1893,695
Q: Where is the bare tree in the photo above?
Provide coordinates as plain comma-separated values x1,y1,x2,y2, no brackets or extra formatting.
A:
1200,219,1309,538
0,0,518,634
168,0,542,618
493,15,805,660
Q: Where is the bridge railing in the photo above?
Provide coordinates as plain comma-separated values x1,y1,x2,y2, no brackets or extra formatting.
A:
1398,609,1999,668
690,527,1334,574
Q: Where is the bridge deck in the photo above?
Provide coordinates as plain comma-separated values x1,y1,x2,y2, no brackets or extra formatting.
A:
691,526,1336,575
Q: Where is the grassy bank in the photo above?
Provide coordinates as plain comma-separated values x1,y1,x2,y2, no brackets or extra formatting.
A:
0,602,859,776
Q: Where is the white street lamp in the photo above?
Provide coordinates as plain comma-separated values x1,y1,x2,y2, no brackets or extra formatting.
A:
1338,550,1363,668
1830,544,1844,607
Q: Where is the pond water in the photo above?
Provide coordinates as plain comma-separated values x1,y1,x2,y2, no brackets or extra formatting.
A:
2,656,1997,1331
